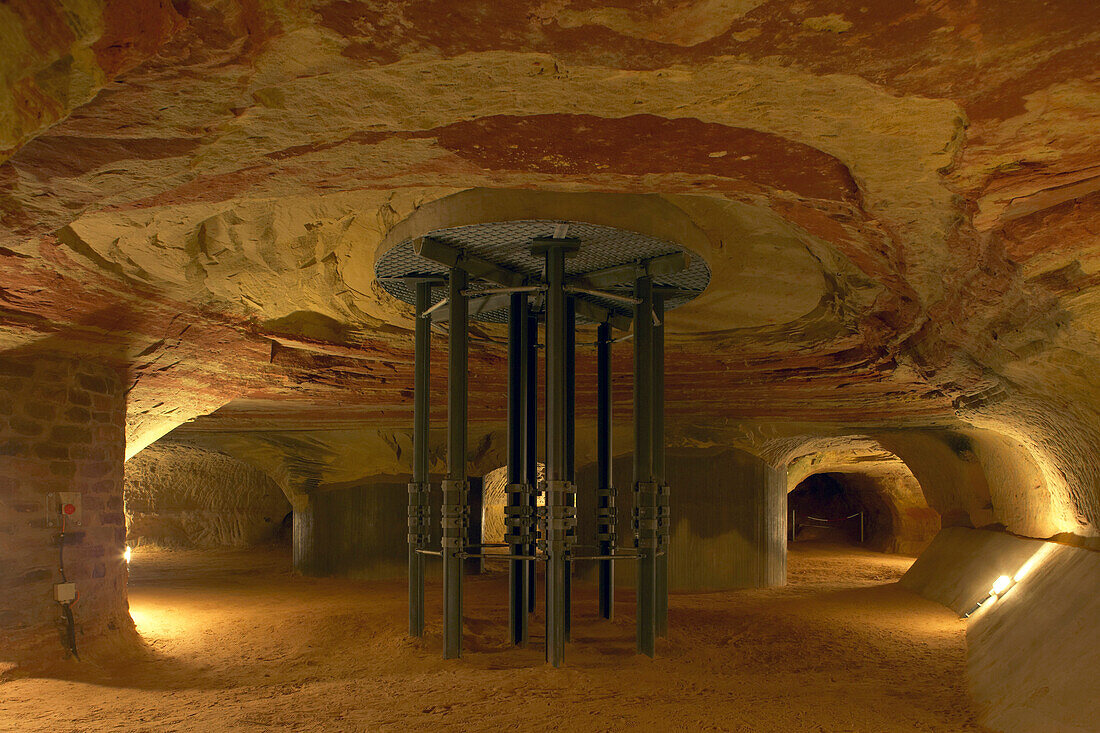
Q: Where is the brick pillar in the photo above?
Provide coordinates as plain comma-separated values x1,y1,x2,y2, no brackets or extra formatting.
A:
0,353,132,665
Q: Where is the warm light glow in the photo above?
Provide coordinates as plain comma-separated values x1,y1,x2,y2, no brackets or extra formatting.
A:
1013,543,1054,583
124,546,132,564
963,544,1056,620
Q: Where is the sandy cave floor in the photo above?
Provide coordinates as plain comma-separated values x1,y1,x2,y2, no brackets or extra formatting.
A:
0,544,985,732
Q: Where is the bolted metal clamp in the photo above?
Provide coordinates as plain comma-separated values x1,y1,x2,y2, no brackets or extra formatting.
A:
440,478,469,550
656,482,671,550
536,480,577,556
407,481,432,547
632,480,660,550
504,482,535,546
596,486,617,543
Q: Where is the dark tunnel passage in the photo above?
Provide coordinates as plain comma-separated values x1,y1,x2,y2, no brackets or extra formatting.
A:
789,472,941,555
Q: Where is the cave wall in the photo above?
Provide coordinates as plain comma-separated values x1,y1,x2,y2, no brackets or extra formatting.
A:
124,442,291,549
877,432,996,531
901,527,1100,733
0,353,132,664
877,429,1093,547
576,447,786,590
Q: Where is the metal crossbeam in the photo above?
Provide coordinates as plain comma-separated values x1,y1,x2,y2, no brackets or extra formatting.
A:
416,236,524,287
570,251,688,289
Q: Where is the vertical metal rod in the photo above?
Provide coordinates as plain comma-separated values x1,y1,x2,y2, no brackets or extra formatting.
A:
564,295,575,641
465,477,484,575
545,245,568,667
596,321,614,620
653,292,668,638
526,312,538,614
443,268,468,660
409,281,431,637
507,292,529,646
633,275,656,657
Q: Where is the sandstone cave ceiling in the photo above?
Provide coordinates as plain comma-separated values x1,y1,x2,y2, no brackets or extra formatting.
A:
0,0,1098,536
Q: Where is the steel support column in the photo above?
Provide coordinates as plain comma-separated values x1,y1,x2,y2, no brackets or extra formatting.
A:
633,275,657,657
564,295,576,641
506,292,530,646
596,321,615,620
408,281,432,637
442,268,468,660
653,292,668,638
525,311,538,614
538,238,577,667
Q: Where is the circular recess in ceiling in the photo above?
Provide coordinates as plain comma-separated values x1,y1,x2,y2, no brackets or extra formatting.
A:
375,219,711,325
371,189,835,334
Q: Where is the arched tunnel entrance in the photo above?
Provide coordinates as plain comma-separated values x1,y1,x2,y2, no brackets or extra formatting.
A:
786,439,942,557
789,471,941,555
790,473,872,546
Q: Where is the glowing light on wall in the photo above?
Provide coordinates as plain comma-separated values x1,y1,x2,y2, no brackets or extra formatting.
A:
961,544,1054,619
124,546,132,564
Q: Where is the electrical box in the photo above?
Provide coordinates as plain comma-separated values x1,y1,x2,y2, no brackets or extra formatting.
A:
54,582,76,604
46,492,82,527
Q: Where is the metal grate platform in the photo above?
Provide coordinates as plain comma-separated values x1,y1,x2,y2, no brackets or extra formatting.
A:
375,220,710,325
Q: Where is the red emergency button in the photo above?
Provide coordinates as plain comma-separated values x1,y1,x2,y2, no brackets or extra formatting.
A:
63,504,76,515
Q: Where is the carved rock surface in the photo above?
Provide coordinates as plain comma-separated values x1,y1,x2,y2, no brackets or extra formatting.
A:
1,0,1098,543
124,442,291,548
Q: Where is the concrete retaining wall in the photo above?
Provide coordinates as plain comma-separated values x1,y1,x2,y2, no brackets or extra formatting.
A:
901,527,1100,733
576,447,786,590
292,477,482,579
293,482,409,579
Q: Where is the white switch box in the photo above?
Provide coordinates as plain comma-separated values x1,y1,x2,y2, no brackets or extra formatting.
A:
46,492,82,527
54,582,76,604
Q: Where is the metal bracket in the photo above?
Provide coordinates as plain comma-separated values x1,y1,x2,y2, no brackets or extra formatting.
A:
407,481,432,547
657,482,671,549
440,478,469,550
632,480,660,550
504,482,535,545
596,485,617,543
536,480,578,555
415,236,524,287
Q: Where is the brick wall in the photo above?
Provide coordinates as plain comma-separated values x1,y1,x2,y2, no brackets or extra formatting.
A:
0,353,133,665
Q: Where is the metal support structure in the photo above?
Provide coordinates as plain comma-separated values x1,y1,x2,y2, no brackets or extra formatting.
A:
408,281,432,637
442,268,468,659
536,238,578,668
653,292,669,638
525,311,539,614
564,294,576,641
465,477,484,575
596,321,615,620
392,223,707,665
633,275,657,657
506,293,530,646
